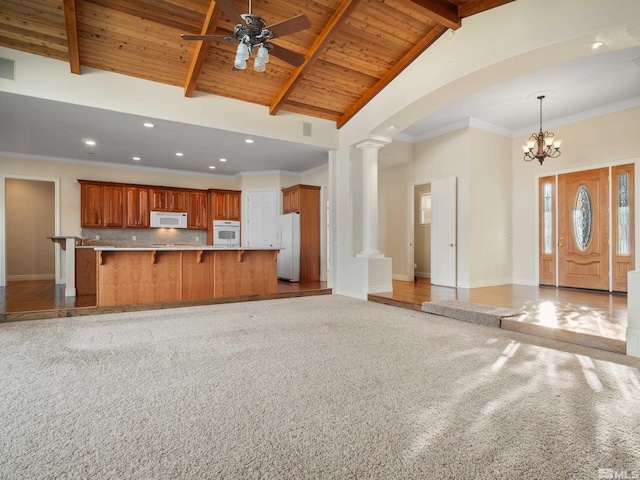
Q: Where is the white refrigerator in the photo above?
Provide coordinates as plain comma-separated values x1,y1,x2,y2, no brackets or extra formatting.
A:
276,213,300,282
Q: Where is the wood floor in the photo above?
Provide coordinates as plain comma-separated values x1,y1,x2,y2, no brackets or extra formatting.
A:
0,279,331,322
369,278,627,354
2,278,628,355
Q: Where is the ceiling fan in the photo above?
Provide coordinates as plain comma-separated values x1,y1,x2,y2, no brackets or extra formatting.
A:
181,0,310,71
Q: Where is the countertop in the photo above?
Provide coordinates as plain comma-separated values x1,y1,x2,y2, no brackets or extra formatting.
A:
92,245,281,251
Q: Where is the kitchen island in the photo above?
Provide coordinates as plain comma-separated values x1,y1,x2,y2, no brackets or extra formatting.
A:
93,246,280,307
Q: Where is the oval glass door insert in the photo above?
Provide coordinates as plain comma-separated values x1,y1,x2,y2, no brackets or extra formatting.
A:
573,185,593,251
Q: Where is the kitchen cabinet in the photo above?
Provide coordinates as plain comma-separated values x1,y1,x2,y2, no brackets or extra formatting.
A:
75,247,96,296
125,186,149,228
187,191,208,229
281,184,321,282
282,187,300,214
149,188,187,212
210,190,241,220
80,181,124,228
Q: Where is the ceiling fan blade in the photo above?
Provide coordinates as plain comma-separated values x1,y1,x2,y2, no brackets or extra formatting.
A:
181,34,229,41
267,14,311,37
269,44,305,67
215,0,244,25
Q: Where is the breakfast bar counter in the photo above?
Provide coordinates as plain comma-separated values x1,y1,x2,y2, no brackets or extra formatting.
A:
93,246,280,307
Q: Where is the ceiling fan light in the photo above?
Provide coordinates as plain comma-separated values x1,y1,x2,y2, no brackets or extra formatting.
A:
236,42,250,60
256,46,269,63
234,56,247,70
253,59,266,72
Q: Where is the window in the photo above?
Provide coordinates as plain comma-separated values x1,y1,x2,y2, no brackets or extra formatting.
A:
419,192,432,225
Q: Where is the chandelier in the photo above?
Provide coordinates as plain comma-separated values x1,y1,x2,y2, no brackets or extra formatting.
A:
523,95,562,165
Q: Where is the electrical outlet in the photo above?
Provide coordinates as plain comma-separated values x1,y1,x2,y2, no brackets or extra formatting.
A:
195,236,199,242
132,235,136,241
95,234,100,240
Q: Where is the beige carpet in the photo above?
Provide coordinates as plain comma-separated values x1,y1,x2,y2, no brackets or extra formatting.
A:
1,295,640,479
422,300,525,327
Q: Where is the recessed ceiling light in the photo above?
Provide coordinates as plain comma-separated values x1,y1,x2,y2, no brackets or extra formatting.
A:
209,166,216,169
219,158,227,162
143,122,154,128
245,139,254,144
590,41,604,50
132,156,141,161
85,140,96,146
176,152,184,157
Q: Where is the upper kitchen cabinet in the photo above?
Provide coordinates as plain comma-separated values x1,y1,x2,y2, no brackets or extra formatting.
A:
125,186,149,228
282,186,301,214
79,180,124,228
149,188,187,212
187,191,208,230
210,190,241,221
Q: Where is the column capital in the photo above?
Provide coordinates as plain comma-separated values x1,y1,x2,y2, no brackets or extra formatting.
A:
356,135,391,151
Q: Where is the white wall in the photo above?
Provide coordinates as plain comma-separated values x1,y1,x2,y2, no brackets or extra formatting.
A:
6,178,55,280
379,162,414,279
468,128,513,286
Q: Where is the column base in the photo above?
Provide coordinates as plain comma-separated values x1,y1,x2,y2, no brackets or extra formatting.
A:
357,256,392,294
627,327,640,358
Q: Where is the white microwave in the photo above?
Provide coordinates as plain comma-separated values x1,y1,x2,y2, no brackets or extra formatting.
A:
213,220,240,246
150,211,187,228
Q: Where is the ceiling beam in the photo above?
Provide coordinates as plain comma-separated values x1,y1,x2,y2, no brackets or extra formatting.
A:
337,24,447,129
62,0,81,74
458,0,516,18
394,0,461,30
184,0,222,98
269,0,362,116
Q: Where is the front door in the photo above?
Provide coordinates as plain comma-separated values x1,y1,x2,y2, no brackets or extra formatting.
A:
557,167,609,290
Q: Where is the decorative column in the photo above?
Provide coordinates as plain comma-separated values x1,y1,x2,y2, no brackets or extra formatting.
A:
356,136,390,258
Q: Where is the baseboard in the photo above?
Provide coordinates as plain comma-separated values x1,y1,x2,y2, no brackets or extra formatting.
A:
334,288,368,301
467,278,513,288
392,274,411,281
6,274,55,282
368,284,393,294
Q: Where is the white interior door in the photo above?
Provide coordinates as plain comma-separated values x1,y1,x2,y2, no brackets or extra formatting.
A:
431,176,457,287
245,190,276,247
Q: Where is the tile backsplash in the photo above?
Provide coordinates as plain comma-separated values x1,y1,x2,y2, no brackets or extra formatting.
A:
81,228,206,247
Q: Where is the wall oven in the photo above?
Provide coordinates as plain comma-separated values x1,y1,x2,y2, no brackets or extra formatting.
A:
213,220,240,246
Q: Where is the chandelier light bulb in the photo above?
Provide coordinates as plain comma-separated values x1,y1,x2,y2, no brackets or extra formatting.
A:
553,139,562,149
234,55,247,70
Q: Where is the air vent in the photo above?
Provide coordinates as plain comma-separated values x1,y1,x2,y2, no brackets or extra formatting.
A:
303,122,312,137
0,57,15,80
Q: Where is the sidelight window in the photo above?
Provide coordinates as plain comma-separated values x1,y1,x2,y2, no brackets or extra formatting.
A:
618,173,630,255
543,182,553,254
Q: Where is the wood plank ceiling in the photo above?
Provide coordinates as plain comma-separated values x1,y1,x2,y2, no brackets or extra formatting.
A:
0,0,514,128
